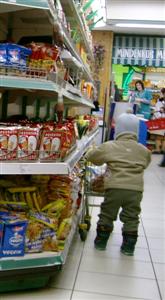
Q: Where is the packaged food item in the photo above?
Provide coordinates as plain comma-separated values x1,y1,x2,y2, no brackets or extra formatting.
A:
42,227,58,252
25,220,43,253
18,127,40,160
7,44,21,66
31,175,50,208
42,199,66,214
0,187,28,211
6,187,42,212
1,220,27,257
0,222,4,254
26,211,59,252
29,211,58,230
39,129,63,161
28,42,59,71
0,44,7,65
0,126,18,160
57,218,71,240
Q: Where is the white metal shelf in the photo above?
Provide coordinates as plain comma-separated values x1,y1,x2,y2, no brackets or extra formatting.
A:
58,23,94,83
60,0,94,61
0,75,94,108
0,203,83,270
0,0,94,83
0,129,99,175
0,0,50,12
46,3,94,82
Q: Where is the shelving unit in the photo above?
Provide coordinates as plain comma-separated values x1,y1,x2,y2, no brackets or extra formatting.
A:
0,74,94,108
0,203,83,292
0,0,97,292
0,0,93,82
61,25,94,82
0,0,49,11
60,0,94,61
0,129,99,174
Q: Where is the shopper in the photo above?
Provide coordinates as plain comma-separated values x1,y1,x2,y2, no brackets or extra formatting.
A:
159,153,165,167
153,87,165,119
130,80,152,120
86,113,151,256
152,88,165,154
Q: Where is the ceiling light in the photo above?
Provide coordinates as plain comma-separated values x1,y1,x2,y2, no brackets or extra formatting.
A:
115,23,165,29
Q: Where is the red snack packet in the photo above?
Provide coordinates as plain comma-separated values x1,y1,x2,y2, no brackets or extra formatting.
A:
0,127,18,160
18,127,40,160
39,129,63,161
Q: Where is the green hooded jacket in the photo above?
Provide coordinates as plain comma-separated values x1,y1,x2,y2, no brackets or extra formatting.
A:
86,133,151,192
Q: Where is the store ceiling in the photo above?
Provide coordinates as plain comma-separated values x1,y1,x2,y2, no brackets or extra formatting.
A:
95,0,165,36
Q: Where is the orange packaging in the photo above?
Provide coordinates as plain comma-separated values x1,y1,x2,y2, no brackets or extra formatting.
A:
18,127,40,160
0,127,18,160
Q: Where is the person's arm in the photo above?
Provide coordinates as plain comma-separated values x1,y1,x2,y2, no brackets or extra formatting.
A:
136,90,152,105
129,91,136,103
145,149,152,168
85,142,111,166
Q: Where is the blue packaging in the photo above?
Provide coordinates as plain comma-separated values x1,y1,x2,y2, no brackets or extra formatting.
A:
2,221,27,257
7,44,21,65
0,44,7,65
6,43,32,67
0,222,4,256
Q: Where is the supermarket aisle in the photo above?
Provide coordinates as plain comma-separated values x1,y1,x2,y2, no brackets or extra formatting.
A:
1,155,164,300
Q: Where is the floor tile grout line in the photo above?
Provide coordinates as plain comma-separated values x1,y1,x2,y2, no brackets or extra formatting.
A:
76,269,156,281
140,217,163,300
73,288,154,300
69,239,86,300
70,196,97,300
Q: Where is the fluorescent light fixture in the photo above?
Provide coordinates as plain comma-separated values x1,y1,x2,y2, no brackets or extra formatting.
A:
115,23,165,29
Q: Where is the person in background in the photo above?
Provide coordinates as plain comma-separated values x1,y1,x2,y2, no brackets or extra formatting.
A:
91,100,100,113
152,88,165,154
114,83,120,102
159,152,165,167
153,87,165,119
86,113,151,256
130,80,152,120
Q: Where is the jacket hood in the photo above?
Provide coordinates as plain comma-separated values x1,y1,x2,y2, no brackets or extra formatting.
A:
116,133,138,141
115,113,139,139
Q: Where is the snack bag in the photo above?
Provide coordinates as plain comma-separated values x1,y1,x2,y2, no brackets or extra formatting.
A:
18,127,40,160
0,188,29,212
25,220,43,253
42,227,59,252
7,44,20,66
57,218,72,240
39,129,63,161
0,44,7,65
0,222,4,256
29,211,58,230
2,220,27,257
0,127,18,160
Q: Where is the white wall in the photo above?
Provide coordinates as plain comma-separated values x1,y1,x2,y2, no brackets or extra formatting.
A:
106,0,165,22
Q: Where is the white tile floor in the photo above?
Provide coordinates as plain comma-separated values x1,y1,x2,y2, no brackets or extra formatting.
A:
1,155,164,300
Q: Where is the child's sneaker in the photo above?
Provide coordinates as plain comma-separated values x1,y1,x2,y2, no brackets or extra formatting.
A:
121,232,138,256
94,225,111,250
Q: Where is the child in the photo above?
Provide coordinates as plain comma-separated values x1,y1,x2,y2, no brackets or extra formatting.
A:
86,113,151,256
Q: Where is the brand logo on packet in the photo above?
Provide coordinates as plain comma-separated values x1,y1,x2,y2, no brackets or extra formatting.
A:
13,226,24,232
9,233,23,247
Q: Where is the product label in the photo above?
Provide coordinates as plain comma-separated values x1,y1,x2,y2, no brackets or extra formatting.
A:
2,221,27,257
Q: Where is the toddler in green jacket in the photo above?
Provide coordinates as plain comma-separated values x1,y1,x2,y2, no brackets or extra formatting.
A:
86,113,151,255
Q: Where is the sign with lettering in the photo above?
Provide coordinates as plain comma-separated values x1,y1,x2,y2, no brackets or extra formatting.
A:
112,36,165,67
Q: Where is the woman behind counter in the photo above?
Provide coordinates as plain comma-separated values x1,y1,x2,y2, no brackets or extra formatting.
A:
130,80,152,120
